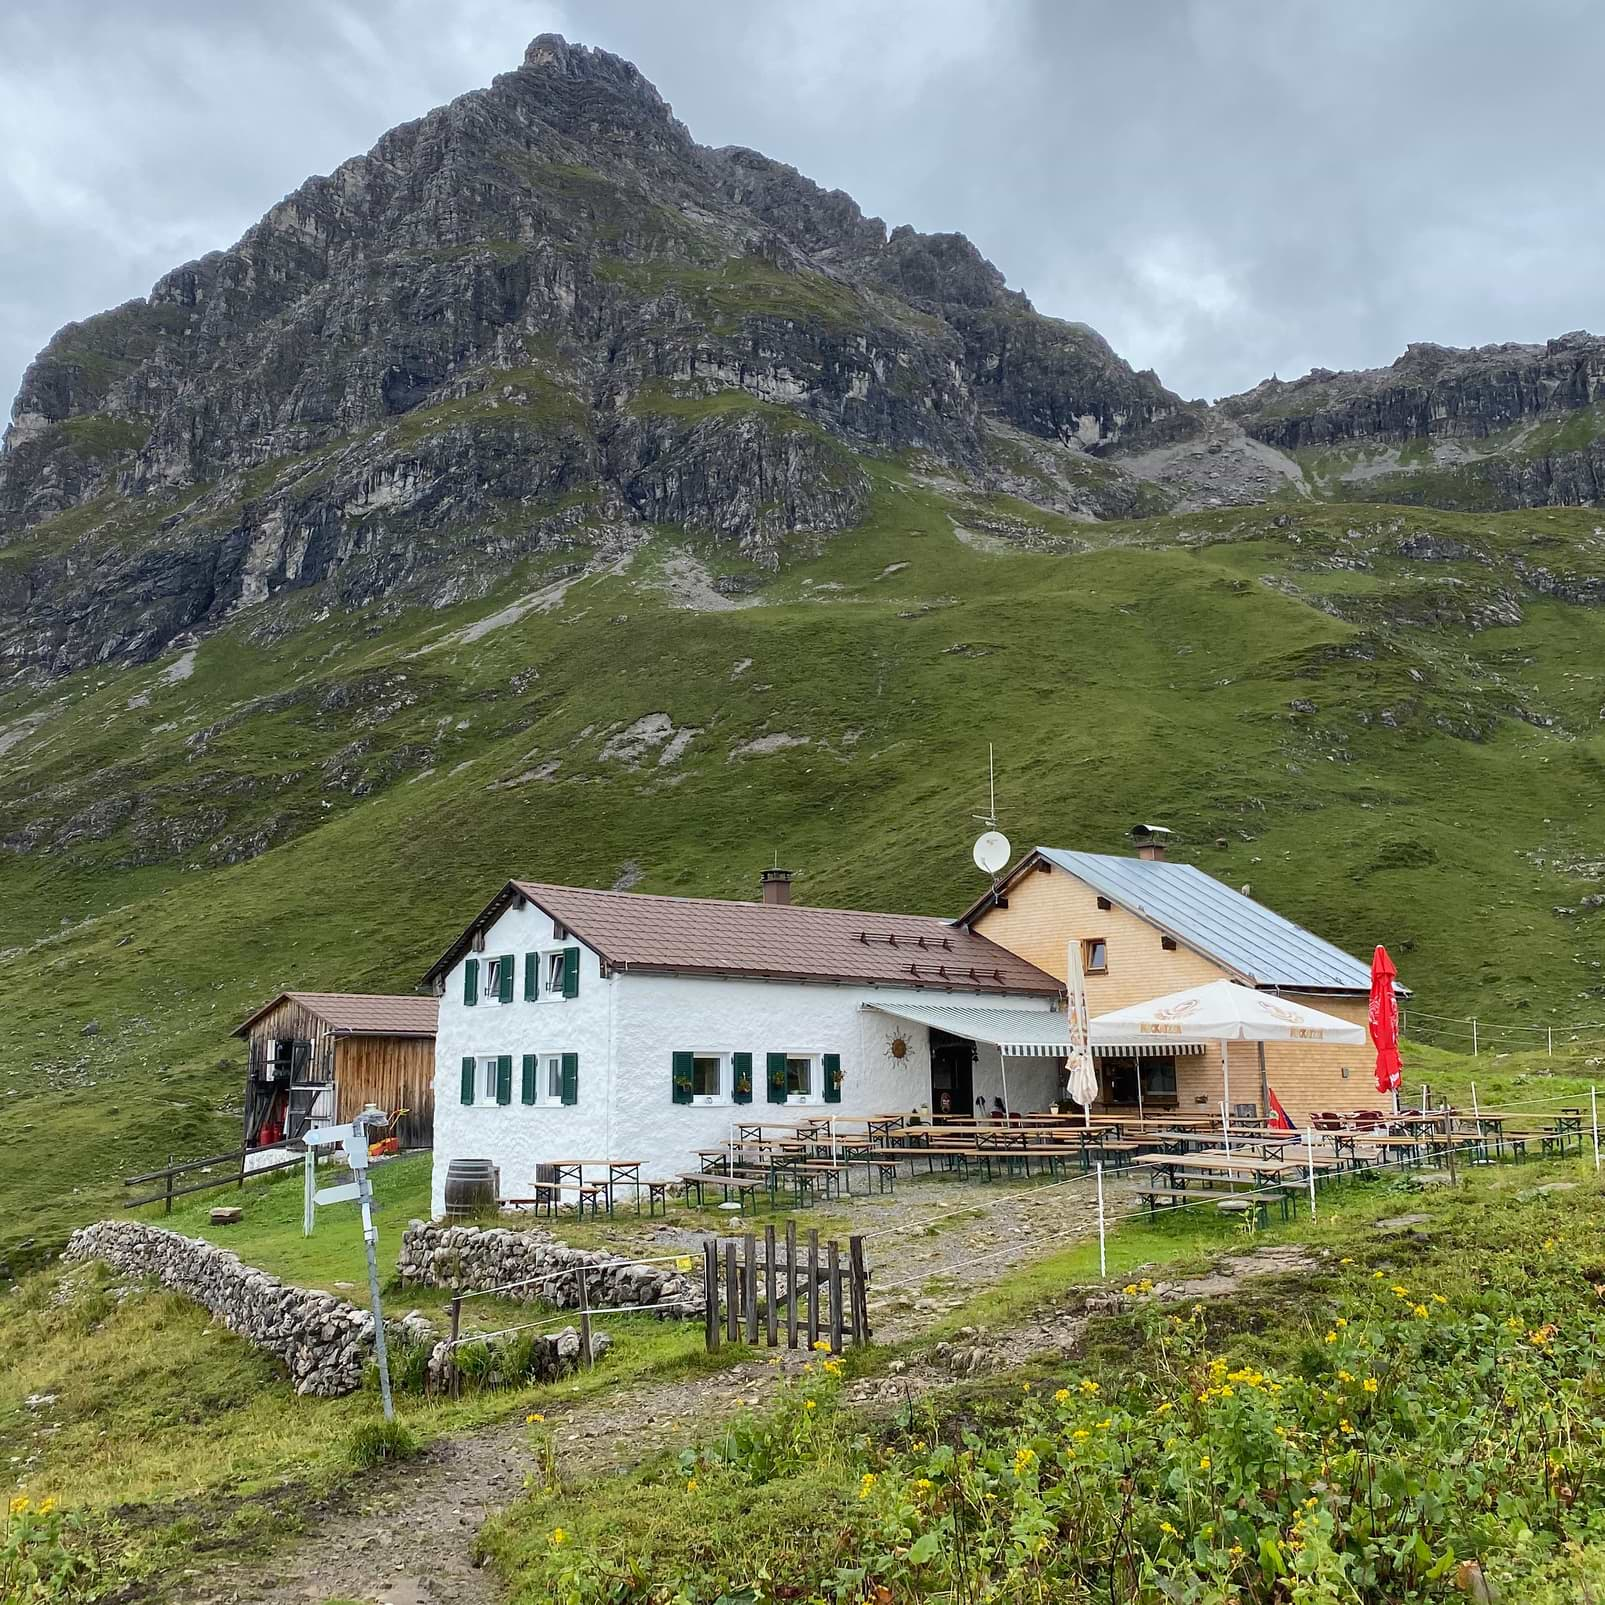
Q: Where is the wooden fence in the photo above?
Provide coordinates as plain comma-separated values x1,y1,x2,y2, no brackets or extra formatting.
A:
123,1140,304,1212
703,1223,869,1354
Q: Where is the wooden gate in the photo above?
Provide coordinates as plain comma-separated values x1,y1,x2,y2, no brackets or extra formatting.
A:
702,1223,869,1353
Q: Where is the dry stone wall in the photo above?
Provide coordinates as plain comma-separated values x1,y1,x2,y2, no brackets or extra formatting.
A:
64,1219,433,1397
399,1219,701,1315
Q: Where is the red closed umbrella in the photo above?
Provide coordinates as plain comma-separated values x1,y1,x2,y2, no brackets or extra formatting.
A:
1370,945,1402,1098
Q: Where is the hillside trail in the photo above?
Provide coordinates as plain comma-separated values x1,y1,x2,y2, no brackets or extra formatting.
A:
172,1225,1313,1605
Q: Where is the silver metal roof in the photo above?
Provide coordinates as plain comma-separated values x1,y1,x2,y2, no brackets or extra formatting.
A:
1037,847,1378,993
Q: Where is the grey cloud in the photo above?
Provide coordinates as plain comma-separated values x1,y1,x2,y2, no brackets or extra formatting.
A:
3,0,1602,411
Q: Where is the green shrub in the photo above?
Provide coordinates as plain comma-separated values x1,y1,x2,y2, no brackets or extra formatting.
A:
346,1419,418,1470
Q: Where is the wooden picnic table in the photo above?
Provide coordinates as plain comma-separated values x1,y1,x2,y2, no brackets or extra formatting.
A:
1134,1150,1302,1190
542,1159,646,1213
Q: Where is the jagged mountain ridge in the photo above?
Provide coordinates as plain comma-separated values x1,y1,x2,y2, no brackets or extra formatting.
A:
0,34,1196,681
1220,332,1605,510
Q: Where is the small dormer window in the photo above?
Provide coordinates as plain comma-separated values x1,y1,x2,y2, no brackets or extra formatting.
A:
1096,896,1112,911
1161,935,1178,952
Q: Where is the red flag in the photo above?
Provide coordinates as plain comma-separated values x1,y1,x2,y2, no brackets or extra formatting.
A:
1267,1087,1294,1131
1370,944,1402,1096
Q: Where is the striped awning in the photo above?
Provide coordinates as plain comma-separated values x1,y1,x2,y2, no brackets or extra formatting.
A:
864,1001,1207,1060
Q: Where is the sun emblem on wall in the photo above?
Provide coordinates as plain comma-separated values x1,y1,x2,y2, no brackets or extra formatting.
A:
884,1033,912,1064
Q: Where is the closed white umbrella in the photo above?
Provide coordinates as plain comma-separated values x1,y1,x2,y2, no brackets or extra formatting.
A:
1064,940,1099,1126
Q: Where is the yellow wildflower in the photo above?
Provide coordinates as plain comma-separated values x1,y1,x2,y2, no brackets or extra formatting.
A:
804,1398,816,1412
8,1496,28,1515
812,1339,832,1352
1123,1283,1139,1295
1021,1381,1031,1393
1072,1428,1090,1441
685,1477,699,1492
1230,1543,1245,1560
822,1358,843,1375
1335,1317,1348,1328
1159,1520,1178,1536
1432,1294,1448,1305
1154,1400,1173,1415
1372,1271,1385,1280
549,1528,567,1547
1339,1419,1353,1434
1339,1256,1353,1264
1362,1377,1379,1394
1337,1370,1353,1383
1095,1418,1112,1431
1412,1304,1429,1319
1013,1447,1037,1473
858,1472,878,1501
526,1412,545,1424
35,1498,55,1516
1324,1330,1337,1344
1529,1324,1557,1347
1054,1387,1071,1403
1199,1455,1212,1470
914,1477,933,1495
1079,1378,1100,1395
912,1439,927,1451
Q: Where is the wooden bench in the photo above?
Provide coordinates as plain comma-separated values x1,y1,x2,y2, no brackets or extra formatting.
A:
642,1179,670,1217
677,1172,765,1211
1215,1188,1292,1228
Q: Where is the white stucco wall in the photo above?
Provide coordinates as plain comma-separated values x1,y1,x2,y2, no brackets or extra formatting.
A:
429,900,1063,1213
430,898,613,1214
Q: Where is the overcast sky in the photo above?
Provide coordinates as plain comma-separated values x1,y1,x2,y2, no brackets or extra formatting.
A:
3,0,1602,411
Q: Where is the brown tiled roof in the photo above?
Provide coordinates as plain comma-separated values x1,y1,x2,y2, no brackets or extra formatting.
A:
423,881,1061,995
231,992,438,1039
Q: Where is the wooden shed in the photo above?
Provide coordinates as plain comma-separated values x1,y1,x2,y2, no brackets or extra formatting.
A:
232,992,437,1158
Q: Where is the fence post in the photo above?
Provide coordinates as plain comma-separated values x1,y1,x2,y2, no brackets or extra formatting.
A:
764,1224,778,1346
703,1238,719,1351
1593,1086,1601,1174
1095,1162,1106,1279
577,1267,594,1369
724,1242,739,1344
1305,1129,1318,1219
1471,1020,1478,1056
449,1294,462,1399
164,1154,174,1216
743,1232,758,1345
786,1220,798,1349
806,1229,820,1350
849,1234,870,1343
827,1240,844,1355
1444,1110,1457,1184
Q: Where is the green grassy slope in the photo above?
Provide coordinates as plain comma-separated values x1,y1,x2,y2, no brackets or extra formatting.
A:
4,468,1605,1270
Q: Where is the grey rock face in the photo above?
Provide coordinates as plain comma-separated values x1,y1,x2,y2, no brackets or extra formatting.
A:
0,33,1193,681
1219,333,1605,510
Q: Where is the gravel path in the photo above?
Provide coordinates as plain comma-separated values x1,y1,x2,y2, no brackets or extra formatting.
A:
173,1171,1295,1605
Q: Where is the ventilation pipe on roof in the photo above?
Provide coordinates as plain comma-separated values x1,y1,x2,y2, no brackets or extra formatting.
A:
1132,824,1172,862
760,867,794,906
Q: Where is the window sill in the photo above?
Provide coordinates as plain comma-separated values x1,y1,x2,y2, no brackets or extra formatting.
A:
692,1096,731,1108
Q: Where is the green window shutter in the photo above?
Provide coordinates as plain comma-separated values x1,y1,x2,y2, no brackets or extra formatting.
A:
460,1056,475,1105
463,958,478,1007
498,954,515,1005
495,1054,513,1105
822,1052,843,1104
732,1051,753,1105
562,946,580,999
524,952,538,1002
521,1053,537,1105
560,1052,579,1107
671,1051,694,1105
766,1052,788,1105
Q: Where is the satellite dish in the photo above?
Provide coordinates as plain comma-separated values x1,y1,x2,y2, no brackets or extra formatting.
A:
973,831,1011,875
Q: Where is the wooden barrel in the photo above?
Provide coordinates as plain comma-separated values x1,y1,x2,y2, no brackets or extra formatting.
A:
443,1157,497,1218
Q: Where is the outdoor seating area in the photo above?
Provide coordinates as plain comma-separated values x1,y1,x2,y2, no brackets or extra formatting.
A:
492,1100,1595,1222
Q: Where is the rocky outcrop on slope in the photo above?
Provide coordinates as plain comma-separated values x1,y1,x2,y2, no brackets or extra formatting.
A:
1219,334,1605,511
0,34,1193,680
1220,334,1605,450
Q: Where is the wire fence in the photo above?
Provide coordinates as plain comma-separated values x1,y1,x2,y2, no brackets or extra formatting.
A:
1404,1006,1605,1056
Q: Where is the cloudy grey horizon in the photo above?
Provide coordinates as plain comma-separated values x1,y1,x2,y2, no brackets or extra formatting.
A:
3,0,1602,414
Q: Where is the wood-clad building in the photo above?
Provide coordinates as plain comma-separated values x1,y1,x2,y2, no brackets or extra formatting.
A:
958,831,1401,1126
231,992,437,1159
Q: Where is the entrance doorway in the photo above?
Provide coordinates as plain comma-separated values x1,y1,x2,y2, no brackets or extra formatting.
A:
929,1028,974,1121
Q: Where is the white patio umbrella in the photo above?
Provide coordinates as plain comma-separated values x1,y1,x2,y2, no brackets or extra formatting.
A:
1091,980,1365,1143
1064,940,1099,1126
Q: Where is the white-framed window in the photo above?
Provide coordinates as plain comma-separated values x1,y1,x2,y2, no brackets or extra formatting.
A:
785,1054,816,1102
483,955,507,1003
543,949,567,996
477,1055,500,1105
543,1054,564,1105
691,1053,724,1105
